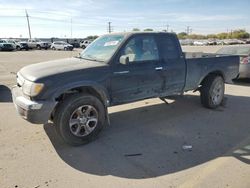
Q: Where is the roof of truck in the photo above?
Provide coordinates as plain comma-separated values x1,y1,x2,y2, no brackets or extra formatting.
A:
103,31,176,37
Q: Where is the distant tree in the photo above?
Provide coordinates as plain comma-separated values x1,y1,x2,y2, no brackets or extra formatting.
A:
231,29,250,39
86,35,99,40
132,28,140,31
188,34,206,40
217,32,228,39
207,34,218,39
177,32,188,39
144,28,154,31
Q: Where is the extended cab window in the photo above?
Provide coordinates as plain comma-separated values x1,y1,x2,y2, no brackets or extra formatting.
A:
120,36,159,63
158,36,180,60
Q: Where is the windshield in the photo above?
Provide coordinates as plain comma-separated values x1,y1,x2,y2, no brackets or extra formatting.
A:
80,34,125,62
217,46,250,56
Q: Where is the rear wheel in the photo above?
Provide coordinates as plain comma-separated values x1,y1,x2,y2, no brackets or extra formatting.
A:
36,45,41,50
52,47,56,50
54,94,105,146
200,75,225,109
64,47,68,51
16,46,21,50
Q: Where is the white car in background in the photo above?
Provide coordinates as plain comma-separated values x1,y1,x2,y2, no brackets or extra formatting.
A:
1,39,17,49
51,41,73,51
193,40,208,46
80,40,92,49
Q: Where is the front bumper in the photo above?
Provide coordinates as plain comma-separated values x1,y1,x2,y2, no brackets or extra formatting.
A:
239,64,250,78
12,86,57,124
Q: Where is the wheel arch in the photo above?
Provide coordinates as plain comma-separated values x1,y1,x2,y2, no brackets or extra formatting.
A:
50,84,110,123
54,85,110,107
200,70,225,86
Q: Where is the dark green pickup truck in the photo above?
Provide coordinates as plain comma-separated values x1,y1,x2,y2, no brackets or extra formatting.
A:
12,32,239,145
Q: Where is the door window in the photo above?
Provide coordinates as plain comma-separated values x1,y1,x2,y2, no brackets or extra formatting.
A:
158,36,180,60
120,36,159,63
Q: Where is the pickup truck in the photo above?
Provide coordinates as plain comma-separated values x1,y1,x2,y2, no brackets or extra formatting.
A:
12,32,239,145
27,39,49,50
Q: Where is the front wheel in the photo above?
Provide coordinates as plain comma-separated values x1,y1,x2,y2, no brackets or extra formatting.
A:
54,94,105,146
200,75,225,109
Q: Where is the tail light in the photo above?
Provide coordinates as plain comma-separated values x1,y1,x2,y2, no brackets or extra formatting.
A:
241,56,249,64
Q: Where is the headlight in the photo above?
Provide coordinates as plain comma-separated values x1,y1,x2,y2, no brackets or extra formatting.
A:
22,79,44,97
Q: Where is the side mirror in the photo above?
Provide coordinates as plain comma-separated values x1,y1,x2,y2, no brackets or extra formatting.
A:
119,55,129,65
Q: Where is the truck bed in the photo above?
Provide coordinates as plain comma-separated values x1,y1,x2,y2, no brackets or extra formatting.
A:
184,52,239,91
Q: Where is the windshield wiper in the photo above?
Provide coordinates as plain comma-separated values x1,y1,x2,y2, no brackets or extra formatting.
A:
80,55,104,62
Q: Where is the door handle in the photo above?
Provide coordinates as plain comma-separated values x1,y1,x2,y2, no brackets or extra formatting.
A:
155,67,163,71
113,70,130,75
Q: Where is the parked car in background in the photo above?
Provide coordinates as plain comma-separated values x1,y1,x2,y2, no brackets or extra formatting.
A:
245,39,250,44
80,40,92,49
179,39,194,46
216,40,224,45
207,39,217,45
4,39,29,50
0,39,14,51
51,41,73,51
193,40,208,46
217,45,250,78
16,41,29,51
68,39,80,48
27,39,49,50
223,39,245,45
3,39,17,49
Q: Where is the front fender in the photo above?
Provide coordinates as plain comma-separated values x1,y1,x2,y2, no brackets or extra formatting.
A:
51,81,110,106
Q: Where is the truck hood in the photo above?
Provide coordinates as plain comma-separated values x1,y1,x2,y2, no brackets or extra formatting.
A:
19,57,106,82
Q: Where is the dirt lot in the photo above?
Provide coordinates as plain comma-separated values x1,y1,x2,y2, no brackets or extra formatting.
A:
0,48,250,188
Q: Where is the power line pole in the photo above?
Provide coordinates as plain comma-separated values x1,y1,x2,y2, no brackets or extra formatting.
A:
186,26,191,35
70,18,72,38
25,9,32,39
108,22,112,33
166,24,169,32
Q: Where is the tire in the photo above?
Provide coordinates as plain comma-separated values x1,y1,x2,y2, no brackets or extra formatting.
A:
64,47,68,51
200,75,225,109
52,47,56,50
54,94,105,146
82,45,86,49
36,45,41,50
16,46,21,51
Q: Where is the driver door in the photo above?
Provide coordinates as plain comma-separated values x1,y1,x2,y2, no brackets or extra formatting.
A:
110,35,165,104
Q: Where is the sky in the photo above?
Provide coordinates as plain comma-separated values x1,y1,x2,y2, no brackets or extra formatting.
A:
0,0,250,38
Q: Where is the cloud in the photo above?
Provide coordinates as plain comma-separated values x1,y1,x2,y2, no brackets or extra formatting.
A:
0,0,249,37
164,13,244,22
